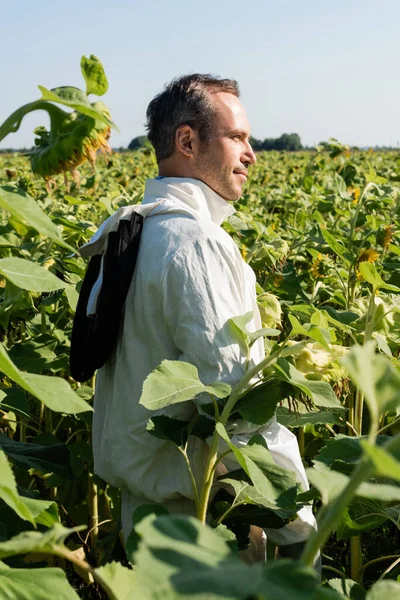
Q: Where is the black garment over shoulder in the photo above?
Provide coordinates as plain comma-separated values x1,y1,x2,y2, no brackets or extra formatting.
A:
70,211,144,382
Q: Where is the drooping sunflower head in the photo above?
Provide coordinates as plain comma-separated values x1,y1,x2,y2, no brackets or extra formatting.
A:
28,103,112,189
376,225,394,250
0,55,118,191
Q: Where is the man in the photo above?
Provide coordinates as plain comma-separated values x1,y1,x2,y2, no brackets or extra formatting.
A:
88,74,316,560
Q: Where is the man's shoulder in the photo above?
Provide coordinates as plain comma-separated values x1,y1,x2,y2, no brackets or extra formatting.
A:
144,211,234,250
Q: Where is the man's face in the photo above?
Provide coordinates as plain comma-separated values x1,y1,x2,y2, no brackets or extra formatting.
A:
192,92,257,201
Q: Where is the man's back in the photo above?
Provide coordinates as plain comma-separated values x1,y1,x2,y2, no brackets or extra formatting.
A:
92,178,261,516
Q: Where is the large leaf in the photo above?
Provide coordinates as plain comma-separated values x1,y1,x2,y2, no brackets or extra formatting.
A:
0,343,92,414
0,450,34,524
366,580,400,599
38,85,116,129
80,54,108,96
312,435,396,475
9,335,57,374
0,433,74,479
228,311,279,350
306,464,400,504
140,360,231,411
133,514,326,600
359,262,400,292
277,405,342,427
0,257,68,293
0,524,85,559
273,358,342,410
320,227,352,264
288,314,332,351
361,441,400,482
216,424,299,516
0,186,74,252
133,513,262,599
0,565,81,600
126,504,170,560
326,578,366,600
234,380,290,425
341,342,400,425
218,470,297,520
21,495,59,527
336,499,388,540
257,560,323,600
94,562,141,600
146,415,215,447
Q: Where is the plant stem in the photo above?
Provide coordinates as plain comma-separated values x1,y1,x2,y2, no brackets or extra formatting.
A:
298,427,305,455
350,536,363,583
213,500,247,527
45,407,52,434
177,446,199,507
40,304,47,334
377,556,400,581
212,449,232,472
354,389,364,436
360,554,400,575
196,434,220,523
343,419,358,437
88,472,99,561
196,341,291,524
325,424,337,438
347,392,355,435
103,489,125,549
51,545,119,600
349,182,374,243
377,417,400,436
220,341,291,425
321,565,347,578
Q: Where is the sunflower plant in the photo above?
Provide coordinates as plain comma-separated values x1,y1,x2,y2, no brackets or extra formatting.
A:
0,55,118,190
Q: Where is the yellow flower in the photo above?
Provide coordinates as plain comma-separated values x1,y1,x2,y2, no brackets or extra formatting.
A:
311,253,328,279
358,248,379,264
273,274,283,287
348,186,360,205
356,247,379,280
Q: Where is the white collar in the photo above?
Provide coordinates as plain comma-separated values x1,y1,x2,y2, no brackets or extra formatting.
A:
142,177,236,226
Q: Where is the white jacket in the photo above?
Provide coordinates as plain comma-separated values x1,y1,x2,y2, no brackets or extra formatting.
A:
87,177,315,545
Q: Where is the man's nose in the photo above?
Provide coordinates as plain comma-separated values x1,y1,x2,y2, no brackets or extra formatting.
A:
243,140,257,165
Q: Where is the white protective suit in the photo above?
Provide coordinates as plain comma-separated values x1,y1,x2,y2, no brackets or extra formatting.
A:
84,177,316,552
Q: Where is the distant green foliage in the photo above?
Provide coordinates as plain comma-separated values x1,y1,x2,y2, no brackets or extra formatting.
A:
128,135,149,150
250,132,303,151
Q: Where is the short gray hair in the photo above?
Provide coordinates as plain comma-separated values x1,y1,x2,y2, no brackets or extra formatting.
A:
146,74,240,162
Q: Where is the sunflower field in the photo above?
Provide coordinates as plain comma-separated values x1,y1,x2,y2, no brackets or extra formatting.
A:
0,57,399,600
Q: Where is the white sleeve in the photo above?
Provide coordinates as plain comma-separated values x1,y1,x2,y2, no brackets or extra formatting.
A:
162,234,248,399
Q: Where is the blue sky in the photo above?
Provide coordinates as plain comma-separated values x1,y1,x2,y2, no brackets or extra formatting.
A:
1,0,399,149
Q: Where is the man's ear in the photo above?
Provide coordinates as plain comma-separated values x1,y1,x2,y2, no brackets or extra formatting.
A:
175,125,196,159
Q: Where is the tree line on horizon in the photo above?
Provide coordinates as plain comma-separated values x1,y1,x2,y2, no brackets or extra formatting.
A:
1,132,399,154
127,133,303,152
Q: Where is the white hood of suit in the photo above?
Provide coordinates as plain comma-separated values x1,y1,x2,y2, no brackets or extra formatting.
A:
79,178,235,315
80,177,236,258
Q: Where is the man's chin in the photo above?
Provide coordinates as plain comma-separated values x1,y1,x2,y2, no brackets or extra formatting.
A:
219,186,243,202
200,179,242,202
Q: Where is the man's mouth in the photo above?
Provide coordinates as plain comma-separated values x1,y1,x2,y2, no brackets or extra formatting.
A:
234,170,248,182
